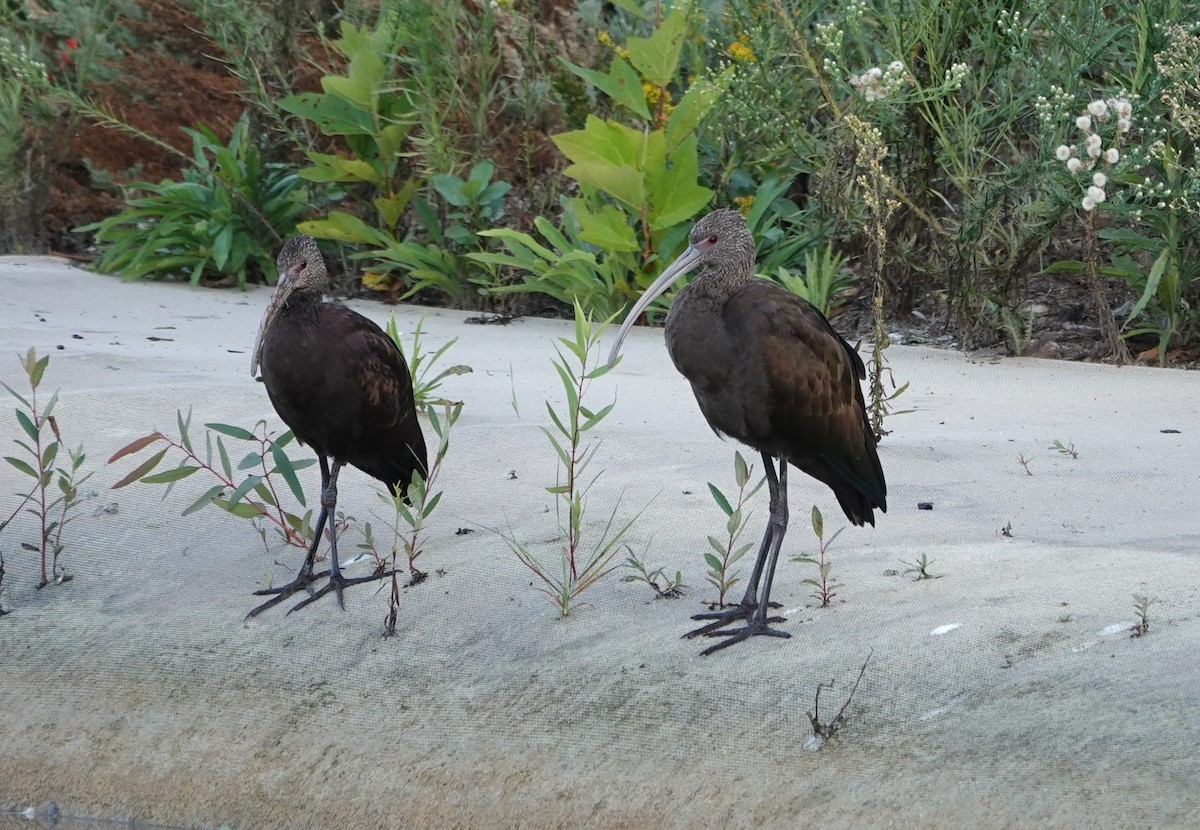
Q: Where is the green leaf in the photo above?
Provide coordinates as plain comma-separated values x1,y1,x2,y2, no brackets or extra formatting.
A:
212,496,264,519
646,135,712,229
227,474,262,507
733,451,749,487
270,440,307,506
4,456,38,479
811,505,824,538
111,448,169,488
15,409,37,443
298,210,390,246
708,483,733,516
626,4,689,87
277,92,376,136
182,484,225,517
704,552,723,571
237,451,261,471
140,465,200,484
205,422,257,441
561,55,650,119
217,436,232,479
1125,247,1170,325
664,68,731,152
572,199,640,252
107,433,162,464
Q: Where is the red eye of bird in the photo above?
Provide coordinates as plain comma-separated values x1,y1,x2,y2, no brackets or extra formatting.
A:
707,234,718,245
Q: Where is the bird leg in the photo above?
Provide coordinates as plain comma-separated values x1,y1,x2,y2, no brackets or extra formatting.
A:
695,455,793,656
287,459,393,614
683,451,785,639
244,456,334,619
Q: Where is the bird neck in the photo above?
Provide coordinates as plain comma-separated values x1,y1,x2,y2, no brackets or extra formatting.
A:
691,263,752,304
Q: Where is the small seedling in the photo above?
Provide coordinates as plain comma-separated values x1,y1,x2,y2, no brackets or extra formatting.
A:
703,450,764,607
900,552,937,580
354,401,459,637
622,546,686,599
497,300,638,616
1057,613,1072,623
791,505,844,607
109,412,320,552
806,652,871,748
1017,453,1033,475
1049,439,1078,459
2,348,94,589
1131,593,1155,637
386,314,471,408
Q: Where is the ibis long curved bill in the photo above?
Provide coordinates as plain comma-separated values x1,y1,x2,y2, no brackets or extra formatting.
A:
607,243,705,369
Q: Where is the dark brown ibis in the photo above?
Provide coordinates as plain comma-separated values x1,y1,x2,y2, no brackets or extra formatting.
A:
246,235,428,617
608,209,886,655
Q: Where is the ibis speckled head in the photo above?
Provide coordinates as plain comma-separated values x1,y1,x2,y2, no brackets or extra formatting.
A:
607,208,756,368
251,235,326,377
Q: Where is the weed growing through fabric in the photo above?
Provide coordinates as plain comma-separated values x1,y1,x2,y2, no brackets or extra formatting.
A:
361,401,460,637
804,652,871,751
498,300,637,616
385,314,471,408
900,552,936,580
1050,439,1078,459
1017,453,1033,475
109,412,320,552
1131,593,1155,637
622,546,686,600
1,348,93,589
703,450,764,608
791,505,843,607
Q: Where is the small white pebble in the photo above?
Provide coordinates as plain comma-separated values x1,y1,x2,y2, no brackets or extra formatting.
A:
930,623,961,636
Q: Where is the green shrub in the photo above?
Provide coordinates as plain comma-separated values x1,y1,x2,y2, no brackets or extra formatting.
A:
77,115,308,287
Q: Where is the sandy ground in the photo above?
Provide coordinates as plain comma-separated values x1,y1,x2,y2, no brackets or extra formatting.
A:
1,256,1198,830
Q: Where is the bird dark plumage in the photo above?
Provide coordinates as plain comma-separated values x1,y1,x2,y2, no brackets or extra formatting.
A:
608,208,886,654
246,235,427,617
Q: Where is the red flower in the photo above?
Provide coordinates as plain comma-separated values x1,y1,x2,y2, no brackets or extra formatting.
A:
65,38,78,49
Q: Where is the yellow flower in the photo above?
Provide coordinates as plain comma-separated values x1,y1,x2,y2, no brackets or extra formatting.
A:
727,34,756,63
642,82,662,105
597,30,614,47
733,195,755,216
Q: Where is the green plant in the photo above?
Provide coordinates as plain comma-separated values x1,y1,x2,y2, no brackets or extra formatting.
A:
108,412,318,552
767,244,854,317
496,300,636,616
1131,593,1155,637
791,505,843,607
550,1,731,290
1050,439,1078,459
702,450,764,608
472,206,638,320
622,546,686,600
77,115,308,287
355,162,513,303
384,314,471,408
1,348,93,589
360,401,459,636
900,552,936,581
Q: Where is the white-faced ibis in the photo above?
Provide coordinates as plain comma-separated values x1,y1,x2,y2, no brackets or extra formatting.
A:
247,235,428,616
608,209,886,655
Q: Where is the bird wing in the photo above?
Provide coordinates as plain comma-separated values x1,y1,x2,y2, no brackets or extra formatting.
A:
728,282,886,521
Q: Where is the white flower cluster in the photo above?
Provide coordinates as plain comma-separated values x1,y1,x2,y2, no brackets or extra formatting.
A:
943,62,969,90
0,36,49,87
815,21,844,75
1035,85,1075,128
850,61,907,102
996,9,1029,40
1055,96,1133,211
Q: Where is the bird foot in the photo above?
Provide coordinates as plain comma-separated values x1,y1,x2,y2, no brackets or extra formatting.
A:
244,569,330,620
698,619,791,657
285,566,394,615
684,601,783,639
